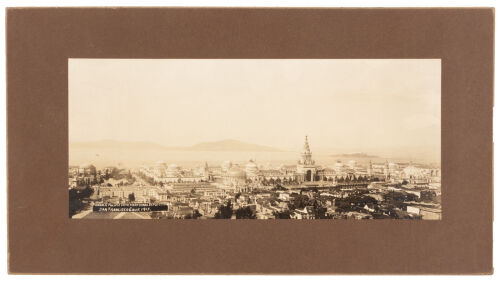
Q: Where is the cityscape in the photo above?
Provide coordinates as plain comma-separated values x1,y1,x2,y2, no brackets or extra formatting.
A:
69,136,441,220
69,59,441,220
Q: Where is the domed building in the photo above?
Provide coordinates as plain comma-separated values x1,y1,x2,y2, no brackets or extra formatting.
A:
223,166,248,192
151,160,167,177
245,159,260,179
334,161,345,173
79,163,96,175
155,160,167,166
228,167,246,180
221,160,233,172
403,165,429,183
166,164,181,178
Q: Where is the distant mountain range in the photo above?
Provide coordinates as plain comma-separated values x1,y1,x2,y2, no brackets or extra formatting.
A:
69,139,283,152
329,152,379,158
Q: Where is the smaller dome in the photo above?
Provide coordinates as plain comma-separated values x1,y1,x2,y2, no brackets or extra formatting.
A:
167,164,180,170
246,160,258,169
403,166,422,176
80,163,95,169
221,160,233,171
245,160,259,176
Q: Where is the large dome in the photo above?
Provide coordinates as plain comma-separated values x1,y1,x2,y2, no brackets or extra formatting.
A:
228,167,246,178
166,164,181,177
221,160,233,172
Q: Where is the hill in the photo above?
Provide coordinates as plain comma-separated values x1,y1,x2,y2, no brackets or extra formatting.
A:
70,139,283,152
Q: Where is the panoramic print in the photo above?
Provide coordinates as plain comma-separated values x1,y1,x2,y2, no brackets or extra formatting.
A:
69,59,441,220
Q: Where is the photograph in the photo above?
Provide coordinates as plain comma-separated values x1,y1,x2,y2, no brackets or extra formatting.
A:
69,59,441,220
5,3,495,276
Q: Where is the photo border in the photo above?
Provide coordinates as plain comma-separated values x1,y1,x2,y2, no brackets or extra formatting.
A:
7,8,493,274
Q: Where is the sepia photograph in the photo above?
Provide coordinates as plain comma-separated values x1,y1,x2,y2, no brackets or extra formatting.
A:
69,59,441,220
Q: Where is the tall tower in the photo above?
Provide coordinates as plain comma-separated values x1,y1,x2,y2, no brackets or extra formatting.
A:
383,160,390,180
203,161,210,181
300,136,315,165
297,136,317,182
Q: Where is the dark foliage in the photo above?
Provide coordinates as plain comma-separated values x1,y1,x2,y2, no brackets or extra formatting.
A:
214,201,233,219
235,206,256,219
128,192,135,202
273,210,292,219
69,186,94,218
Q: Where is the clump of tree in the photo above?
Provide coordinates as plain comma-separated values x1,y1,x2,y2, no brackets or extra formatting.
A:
107,168,136,185
69,186,94,217
235,206,256,219
214,201,233,219
150,211,162,219
128,193,135,202
288,194,310,210
185,210,202,219
335,194,378,213
311,199,331,219
383,191,418,208
271,184,287,191
273,210,292,219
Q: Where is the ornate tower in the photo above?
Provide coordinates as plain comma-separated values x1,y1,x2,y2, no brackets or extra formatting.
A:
203,161,210,181
297,136,317,182
383,160,390,180
300,136,315,165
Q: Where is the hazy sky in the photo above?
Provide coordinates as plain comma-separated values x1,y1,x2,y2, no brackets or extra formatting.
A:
69,59,440,158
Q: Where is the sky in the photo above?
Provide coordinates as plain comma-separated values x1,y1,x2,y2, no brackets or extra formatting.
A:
69,59,440,160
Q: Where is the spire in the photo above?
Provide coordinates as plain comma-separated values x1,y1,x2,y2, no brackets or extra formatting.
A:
300,135,314,165
303,135,311,153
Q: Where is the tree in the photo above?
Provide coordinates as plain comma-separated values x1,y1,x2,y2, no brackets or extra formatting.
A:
271,184,286,191
128,193,135,202
289,195,309,210
185,210,203,219
312,200,331,219
80,186,94,198
214,201,233,219
150,211,162,219
193,209,202,219
68,186,94,218
69,189,84,218
235,192,241,200
235,206,256,219
273,210,292,219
